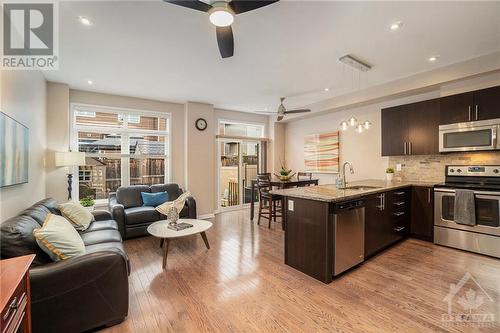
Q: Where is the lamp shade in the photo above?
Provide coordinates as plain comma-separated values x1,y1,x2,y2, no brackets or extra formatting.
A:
55,151,86,167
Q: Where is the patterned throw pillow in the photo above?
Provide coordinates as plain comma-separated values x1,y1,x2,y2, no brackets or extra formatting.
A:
156,191,191,216
59,201,94,231
33,213,86,261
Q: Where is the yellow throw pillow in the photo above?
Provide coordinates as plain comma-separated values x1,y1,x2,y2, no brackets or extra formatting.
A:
59,201,94,231
156,191,191,216
33,213,86,261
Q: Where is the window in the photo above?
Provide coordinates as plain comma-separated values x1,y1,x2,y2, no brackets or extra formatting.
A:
71,105,170,202
219,121,264,138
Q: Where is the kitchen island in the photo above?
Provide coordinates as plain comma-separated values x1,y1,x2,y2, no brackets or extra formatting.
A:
271,180,436,283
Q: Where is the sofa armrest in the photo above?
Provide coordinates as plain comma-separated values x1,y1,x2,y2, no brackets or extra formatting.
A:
109,194,126,238
91,210,112,221
185,196,197,219
29,251,128,331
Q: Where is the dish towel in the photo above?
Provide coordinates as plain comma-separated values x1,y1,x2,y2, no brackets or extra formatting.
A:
454,189,476,226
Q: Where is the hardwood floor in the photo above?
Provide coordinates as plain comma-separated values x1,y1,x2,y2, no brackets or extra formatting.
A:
100,210,500,333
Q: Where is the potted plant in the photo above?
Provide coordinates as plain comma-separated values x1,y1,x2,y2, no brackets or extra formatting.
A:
274,160,296,181
386,167,395,181
79,196,95,212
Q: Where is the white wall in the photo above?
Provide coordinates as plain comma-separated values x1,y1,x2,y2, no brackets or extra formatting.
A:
1,70,47,221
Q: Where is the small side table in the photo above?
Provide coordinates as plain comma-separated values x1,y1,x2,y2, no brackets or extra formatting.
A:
1,254,35,333
147,219,213,269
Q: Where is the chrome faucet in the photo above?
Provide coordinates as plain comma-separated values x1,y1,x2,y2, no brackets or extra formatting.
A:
341,161,354,188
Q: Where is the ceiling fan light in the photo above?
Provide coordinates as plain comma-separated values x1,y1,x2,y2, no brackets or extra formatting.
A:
209,7,234,27
348,116,358,127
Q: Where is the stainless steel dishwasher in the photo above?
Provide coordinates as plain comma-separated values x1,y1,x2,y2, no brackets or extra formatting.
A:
333,198,366,276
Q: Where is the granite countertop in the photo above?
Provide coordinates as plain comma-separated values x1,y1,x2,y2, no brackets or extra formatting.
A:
269,179,438,203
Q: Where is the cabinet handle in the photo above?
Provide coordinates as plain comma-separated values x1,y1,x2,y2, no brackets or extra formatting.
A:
394,201,405,206
428,188,431,203
3,296,18,321
394,191,406,195
394,226,406,232
376,194,384,211
468,106,472,121
383,194,385,210
475,105,479,120
403,142,407,155
409,142,412,155
393,211,405,216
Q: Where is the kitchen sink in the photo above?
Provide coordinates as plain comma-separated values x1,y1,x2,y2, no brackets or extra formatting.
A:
341,185,382,190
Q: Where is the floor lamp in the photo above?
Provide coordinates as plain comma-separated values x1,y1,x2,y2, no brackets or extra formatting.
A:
55,151,86,200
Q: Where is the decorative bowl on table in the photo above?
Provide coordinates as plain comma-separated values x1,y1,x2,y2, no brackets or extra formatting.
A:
274,173,295,181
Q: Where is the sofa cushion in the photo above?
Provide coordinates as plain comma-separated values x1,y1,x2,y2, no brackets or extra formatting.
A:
59,201,94,231
39,198,62,215
19,204,51,226
151,184,181,200
82,220,118,233
0,215,52,266
81,229,122,246
116,185,150,208
33,214,86,261
124,206,160,225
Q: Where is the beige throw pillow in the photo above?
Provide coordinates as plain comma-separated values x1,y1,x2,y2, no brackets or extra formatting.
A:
156,191,191,216
59,201,94,231
33,213,86,261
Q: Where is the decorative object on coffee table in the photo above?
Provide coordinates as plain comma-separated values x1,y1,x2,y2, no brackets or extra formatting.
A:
147,218,212,269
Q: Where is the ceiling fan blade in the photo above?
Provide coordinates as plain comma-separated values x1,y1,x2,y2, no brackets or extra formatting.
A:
229,0,279,14
216,26,234,58
163,0,211,12
254,111,277,114
284,109,311,114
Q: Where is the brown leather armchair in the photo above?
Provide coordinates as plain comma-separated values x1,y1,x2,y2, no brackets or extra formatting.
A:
0,198,129,333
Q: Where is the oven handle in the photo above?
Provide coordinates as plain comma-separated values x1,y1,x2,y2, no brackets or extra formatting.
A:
435,188,500,196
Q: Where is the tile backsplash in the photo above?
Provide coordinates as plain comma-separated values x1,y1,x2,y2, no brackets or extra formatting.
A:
389,152,500,183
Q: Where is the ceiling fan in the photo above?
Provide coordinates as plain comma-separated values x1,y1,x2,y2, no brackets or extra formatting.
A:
256,97,311,121
163,0,279,58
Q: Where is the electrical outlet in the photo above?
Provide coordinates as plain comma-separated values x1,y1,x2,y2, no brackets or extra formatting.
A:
288,200,294,211
396,163,402,172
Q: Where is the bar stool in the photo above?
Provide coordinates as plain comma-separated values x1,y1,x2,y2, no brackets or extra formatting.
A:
256,174,282,228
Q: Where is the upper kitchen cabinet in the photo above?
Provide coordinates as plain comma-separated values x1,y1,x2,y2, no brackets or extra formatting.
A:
439,92,474,124
474,86,500,121
439,85,500,124
381,105,409,156
381,98,440,156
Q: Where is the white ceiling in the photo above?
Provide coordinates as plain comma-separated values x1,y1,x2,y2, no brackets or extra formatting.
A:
43,0,500,112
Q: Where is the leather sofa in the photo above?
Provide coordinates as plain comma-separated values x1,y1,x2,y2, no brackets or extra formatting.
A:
109,183,196,239
0,198,129,333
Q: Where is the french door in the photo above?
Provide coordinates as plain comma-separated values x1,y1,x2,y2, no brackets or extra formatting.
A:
218,139,261,209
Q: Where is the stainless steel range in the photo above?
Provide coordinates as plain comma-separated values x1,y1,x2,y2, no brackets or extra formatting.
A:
434,165,500,258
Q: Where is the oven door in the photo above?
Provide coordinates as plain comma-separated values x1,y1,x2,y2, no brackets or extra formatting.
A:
434,189,500,236
439,123,497,152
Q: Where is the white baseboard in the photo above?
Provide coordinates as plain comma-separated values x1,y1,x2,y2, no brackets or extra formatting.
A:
198,213,216,220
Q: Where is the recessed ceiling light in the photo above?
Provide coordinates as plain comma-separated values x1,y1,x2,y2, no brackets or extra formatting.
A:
87,80,93,85
324,88,330,92
428,55,440,62
78,16,92,26
389,21,402,31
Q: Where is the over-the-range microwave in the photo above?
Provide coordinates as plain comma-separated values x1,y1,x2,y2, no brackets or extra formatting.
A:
439,118,500,152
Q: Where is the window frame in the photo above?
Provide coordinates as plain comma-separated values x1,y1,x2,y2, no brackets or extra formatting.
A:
70,103,172,204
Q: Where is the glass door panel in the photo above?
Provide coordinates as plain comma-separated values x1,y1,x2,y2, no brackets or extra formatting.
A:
220,141,240,208
242,141,259,204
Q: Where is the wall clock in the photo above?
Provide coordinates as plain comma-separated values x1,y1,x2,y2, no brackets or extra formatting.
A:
195,118,207,131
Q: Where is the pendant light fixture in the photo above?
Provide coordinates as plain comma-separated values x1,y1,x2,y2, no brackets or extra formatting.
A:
339,117,372,133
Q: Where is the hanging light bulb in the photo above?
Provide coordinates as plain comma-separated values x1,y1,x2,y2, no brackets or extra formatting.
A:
363,120,372,129
339,121,349,131
356,124,364,133
348,116,358,127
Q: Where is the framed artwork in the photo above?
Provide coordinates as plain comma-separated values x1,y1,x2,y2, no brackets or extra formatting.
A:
0,112,29,187
304,131,340,173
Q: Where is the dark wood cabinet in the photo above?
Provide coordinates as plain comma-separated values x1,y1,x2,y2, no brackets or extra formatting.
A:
474,86,500,121
411,186,434,242
381,105,409,156
439,92,473,125
382,99,440,156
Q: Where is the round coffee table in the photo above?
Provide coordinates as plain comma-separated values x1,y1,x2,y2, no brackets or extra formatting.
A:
147,219,213,269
